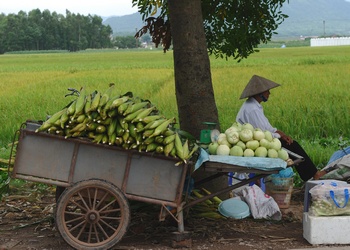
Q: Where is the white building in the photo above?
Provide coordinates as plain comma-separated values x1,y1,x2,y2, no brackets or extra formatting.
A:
310,37,350,47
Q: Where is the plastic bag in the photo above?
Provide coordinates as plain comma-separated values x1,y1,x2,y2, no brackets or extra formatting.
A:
321,154,350,181
309,181,350,216
240,184,282,220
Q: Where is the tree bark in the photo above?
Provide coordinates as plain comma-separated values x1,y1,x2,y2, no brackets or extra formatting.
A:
168,0,228,197
168,0,220,138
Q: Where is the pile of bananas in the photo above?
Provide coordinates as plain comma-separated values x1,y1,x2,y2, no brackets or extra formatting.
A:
35,85,198,163
190,188,225,219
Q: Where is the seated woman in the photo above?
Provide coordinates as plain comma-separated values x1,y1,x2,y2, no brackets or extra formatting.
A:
235,75,326,182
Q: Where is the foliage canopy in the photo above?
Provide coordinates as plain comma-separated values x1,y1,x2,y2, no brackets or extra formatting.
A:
133,0,288,60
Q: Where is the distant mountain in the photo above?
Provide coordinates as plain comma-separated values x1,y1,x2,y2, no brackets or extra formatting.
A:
103,0,350,39
274,0,350,38
103,13,144,36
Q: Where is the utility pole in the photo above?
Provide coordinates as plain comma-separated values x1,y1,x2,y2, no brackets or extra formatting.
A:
323,20,326,37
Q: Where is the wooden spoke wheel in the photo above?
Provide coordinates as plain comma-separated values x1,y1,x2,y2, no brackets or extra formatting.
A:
55,179,130,250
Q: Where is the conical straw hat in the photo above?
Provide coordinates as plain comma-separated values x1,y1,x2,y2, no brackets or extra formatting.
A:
239,75,281,99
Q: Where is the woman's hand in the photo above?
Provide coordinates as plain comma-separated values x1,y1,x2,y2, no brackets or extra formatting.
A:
277,130,293,145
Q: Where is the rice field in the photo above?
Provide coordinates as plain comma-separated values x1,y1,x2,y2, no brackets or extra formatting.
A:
1,46,350,173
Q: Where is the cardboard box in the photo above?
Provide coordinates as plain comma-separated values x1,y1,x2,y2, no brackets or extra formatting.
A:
303,212,350,245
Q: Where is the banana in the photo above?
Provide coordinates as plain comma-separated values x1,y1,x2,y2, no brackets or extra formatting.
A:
36,109,67,132
164,141,174,157
141,115,163,124
107,109,118,118
73,87,86,118
84,94,92,114
97,117,112,125
142,129,155,139
129,142,138,149
182,139,189,161
89,91,101,112
115,120,125,136
143,137,155,145
109,96,130,109
60,112,69,129
192,190,213,205
102,134,108,144
146,143,158,152
131,106,156,123
48,126,58,134
174,132,184,160
103,95,120,111
170,147,177,157
115,136,123,145
66,100,76,116
127,136,135,144
122,130,130,144
163,134,175,145
92,133,104,144
86,122,98,131
69,122,86,134
107,119,118,136
95,125,106,134
194,212,223,219
99,106,108,120
89,111,99,121
70,131,83,138
128,123,141,144
123,101,149,116
55,129,64,136
117,116,128,131
135,122,144,132
201,188,223,204
163,128,175,137
87,131,95,139
124,108,145,122
53,118,62,127
76,114,86,124
118,101,130,115
98,84,115,112
143,118,166,130
156,145,164,154
187,143,199,160
47,108,68,125
138,144,147,152
154,135,164,144
149,118,175,138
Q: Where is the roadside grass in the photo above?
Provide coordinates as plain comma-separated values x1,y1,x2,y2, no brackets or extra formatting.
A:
1,46,350,186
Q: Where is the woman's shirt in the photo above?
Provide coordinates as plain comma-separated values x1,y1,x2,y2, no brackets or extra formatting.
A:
236,97,280,138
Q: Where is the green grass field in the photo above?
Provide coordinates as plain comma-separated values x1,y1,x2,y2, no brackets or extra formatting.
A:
1,46,350,182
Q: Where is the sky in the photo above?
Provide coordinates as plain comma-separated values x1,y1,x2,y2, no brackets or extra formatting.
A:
1,0,138,17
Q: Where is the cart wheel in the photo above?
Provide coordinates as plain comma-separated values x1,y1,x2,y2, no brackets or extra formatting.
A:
56,179,130,250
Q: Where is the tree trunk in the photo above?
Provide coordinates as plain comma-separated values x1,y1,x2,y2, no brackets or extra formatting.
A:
168,0,220,138
168,0,228,197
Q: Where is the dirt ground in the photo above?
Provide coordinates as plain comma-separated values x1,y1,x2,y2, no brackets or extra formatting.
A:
0,184,347,250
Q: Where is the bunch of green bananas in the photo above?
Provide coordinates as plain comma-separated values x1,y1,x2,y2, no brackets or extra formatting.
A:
35,85,199,163
190,188,225,219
